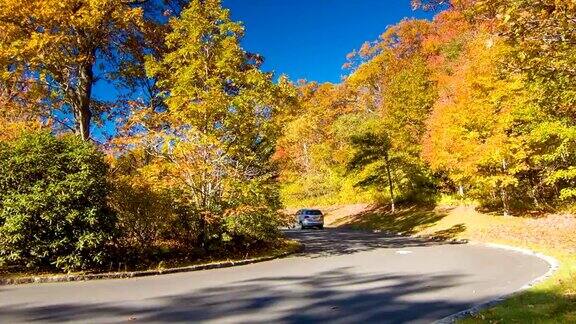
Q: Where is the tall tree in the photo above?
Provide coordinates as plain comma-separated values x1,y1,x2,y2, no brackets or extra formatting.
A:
346,19,437,201
474,0,576,203
126,0,292,246
0,0,172,140
348,132,396,213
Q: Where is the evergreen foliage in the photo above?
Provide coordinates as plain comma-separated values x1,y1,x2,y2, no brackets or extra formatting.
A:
0,132,115,271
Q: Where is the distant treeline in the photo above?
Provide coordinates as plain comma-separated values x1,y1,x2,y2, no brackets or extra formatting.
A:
277,0,576,215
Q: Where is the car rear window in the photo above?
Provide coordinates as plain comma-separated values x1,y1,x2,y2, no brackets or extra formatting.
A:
305,210,322,215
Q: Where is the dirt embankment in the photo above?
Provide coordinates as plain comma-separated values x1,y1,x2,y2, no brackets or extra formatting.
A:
314,204,576,253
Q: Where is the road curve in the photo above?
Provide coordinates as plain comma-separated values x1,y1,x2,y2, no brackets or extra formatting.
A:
0,229,550,323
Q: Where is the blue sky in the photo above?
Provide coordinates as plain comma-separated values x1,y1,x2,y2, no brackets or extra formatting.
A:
223,0,435,83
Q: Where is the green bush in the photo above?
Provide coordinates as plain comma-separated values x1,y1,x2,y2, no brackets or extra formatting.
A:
0,131,116,272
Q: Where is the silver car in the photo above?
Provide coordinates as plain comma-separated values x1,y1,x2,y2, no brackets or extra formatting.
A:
296,209,324,230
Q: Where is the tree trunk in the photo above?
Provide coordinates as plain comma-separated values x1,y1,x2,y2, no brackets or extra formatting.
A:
501,187,509,217
501,158,510,217
74,60,94,141
385,152,395,213
302,142,310,173
458,183,465,198
198,171,209,250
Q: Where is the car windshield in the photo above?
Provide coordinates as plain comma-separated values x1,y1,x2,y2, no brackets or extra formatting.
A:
305,210,322,215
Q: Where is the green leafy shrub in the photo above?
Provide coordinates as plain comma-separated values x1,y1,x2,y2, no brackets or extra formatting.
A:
0,131,116,272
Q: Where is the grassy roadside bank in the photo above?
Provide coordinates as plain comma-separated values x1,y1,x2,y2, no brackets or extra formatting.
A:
0,239,302,285
323,204,576,322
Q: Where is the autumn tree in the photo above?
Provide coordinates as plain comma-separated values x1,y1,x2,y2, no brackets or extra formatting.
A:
479,0,576,204
279,0,576,215
421,10,481,197
0,0,178,140
345,19,437,203
447,0,576,207
275,81,363,204
0,70,44,141
122,0,292,247
417,1,576,213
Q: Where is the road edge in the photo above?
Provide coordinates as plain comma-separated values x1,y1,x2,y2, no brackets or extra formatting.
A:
434,242,560,324
0,242,305,286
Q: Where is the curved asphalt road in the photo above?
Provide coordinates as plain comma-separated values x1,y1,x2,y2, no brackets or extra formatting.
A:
0,229,550,323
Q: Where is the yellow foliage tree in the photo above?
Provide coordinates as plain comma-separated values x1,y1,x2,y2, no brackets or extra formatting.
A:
0,0,148,140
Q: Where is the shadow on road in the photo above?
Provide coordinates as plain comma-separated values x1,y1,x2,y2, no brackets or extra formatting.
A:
284,228,460,258
0,268,473,323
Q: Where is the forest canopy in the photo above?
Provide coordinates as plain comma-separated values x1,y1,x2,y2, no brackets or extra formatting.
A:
278,0,576,215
